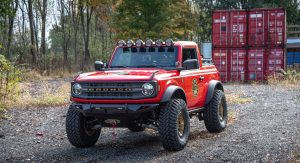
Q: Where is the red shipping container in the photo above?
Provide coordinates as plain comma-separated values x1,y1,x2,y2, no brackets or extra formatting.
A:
212,48,229,82
248,48,265,81
248,10,266,46
230,49,247,81
212,11,230,47
229,11,247,47
266,9,286,46
266,48,284,76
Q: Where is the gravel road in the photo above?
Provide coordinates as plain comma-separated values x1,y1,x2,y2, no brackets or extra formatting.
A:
0,83,299,162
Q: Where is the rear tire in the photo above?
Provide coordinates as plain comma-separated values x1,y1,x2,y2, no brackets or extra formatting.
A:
204,90,227,132
158,99,190,151
66,107,100,148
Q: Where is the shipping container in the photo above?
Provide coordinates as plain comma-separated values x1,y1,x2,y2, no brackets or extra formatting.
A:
213,8,286,48
212,11,230,47
229,11,247,47
212,48,229,82
248,9,266,46
212,8,286,82
266,48,285,75
248,48,265,81
287,52,300,65
230,48,247,81
212,10,247,47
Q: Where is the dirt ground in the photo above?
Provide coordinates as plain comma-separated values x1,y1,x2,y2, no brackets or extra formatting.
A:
0,82,300,162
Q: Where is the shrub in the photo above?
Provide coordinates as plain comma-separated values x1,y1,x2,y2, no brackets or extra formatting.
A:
0,55,21,118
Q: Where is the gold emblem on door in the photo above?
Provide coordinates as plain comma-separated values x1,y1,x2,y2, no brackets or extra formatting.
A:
192,78,198,97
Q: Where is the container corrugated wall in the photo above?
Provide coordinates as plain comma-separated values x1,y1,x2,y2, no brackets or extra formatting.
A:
212,8,286,82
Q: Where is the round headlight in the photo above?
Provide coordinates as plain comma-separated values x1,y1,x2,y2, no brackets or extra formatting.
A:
142,83,154,96
72,83,82,95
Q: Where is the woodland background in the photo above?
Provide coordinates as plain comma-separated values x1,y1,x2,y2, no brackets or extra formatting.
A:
0,0,299,73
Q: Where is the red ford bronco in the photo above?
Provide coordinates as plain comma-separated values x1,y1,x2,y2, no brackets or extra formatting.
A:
66,39,227,151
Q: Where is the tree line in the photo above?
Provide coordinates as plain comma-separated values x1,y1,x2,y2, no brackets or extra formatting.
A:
0,0,299,73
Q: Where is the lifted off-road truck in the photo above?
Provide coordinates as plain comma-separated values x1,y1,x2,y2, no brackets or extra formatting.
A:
66,39,228,151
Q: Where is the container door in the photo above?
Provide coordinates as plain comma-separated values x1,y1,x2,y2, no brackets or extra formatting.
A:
212,11,230,47
266,48,284,76
248,48,265,80
248,10,266,46
230,48,246,82
267,9,285,46
230,11,247,47
212,48,228,82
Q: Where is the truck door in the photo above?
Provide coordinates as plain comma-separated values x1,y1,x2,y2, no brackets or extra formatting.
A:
180,47,204,109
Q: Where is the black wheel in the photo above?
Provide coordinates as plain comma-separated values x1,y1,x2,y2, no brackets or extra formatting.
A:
204,90,228,133
66,107,100,148
127,123,145,132
158,99,190,151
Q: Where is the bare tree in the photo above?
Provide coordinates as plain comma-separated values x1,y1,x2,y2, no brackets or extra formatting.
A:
6,0,19,61
27,0,37,66
37,0,47,69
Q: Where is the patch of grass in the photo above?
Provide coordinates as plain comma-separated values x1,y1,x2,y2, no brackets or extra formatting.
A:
227,110,238,124
226,93,252,104
268,69,300,88
11,82,70,108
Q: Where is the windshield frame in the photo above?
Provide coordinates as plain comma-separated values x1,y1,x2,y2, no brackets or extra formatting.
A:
108,45,180,69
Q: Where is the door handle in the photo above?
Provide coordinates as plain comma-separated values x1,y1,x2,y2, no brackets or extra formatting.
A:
199,76,205,81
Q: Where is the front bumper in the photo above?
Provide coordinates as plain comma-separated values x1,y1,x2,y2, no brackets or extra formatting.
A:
70,103,159,127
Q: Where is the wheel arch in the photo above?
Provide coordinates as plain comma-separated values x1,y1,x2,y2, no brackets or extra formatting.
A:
204,80,224,105
161,85,187,103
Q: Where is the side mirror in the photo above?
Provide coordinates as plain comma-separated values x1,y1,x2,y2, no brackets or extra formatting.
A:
182,59,199,70
95,61,105,71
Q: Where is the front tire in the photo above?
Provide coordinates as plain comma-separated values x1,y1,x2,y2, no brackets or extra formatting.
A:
204,90,228,132
158,99,190,151
66,107,100,148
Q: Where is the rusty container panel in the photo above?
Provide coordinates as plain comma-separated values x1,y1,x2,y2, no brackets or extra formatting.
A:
248,48,265,81
248,10,266,46
212,11,230,47
229,11,247,47
212,48,229,82
229,48,247,81
266,48,285,76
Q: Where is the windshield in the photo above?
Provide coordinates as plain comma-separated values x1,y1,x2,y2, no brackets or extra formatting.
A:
110,47,178,68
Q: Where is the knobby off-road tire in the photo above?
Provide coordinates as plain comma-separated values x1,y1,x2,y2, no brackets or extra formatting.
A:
158,99,190,151
127,123,145,132
204,90,228,133
66,107,100,148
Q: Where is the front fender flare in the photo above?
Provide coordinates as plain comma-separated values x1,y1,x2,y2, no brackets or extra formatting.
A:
161,85,187,103
204,80,224,105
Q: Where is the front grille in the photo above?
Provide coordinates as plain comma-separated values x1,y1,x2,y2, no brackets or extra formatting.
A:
72,82,156,99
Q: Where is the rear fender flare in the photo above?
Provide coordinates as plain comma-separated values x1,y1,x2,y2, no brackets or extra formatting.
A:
161,85,187,103
204,80,224,105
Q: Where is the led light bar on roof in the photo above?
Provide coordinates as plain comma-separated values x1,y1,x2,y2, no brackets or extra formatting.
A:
117,40,126,47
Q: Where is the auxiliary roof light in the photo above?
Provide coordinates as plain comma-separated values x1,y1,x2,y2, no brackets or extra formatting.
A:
136,39,144,47
156,39,163,46
166,39,174,46
117,40,126,47
145,39,154,47
127,39,134,47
